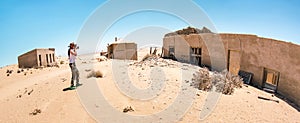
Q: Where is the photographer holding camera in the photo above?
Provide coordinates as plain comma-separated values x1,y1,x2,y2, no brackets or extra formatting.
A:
68,42,81,89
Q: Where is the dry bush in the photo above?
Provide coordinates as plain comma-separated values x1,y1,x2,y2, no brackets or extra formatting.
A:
214,70,243,95
123,106,134,113
96,56,107,62
192,68,212,91
29,109,41,115
60,61,64,64
87,70,104,78
192,69,243,95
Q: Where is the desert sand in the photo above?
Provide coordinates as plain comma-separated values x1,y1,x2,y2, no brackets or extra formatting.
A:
0,48,299,123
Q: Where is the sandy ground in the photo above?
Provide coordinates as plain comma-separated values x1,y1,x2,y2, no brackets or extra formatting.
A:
0,48,299,123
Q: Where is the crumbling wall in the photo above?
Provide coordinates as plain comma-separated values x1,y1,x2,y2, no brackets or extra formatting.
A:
164,33,226,71
174,35,190,63
163,29,300,106
162,36,174,57
223,34,300,106
18,49,38,68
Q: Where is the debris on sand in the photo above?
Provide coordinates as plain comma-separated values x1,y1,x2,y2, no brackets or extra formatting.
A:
16,94,22,98
29,109,42,115
192,69,243,95
6,69,13,74
141,54,157,61
87,70,105,78
85,69,92,72
23,89,28,94
61,78,67,82
258,96,279,103
17,69,24,73
123,106,134,113
60,61,64,64
131,54,177,68
96,56,107,62
28,89,34,95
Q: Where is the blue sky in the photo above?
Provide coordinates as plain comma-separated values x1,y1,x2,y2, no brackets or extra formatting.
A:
0,0,299,67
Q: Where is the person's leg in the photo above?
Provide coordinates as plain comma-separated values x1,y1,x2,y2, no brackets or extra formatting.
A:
73,63,80,85
69,63,75,87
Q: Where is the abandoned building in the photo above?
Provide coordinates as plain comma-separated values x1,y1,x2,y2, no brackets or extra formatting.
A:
107,38,137,60
18,48,56,68
163,27,300,106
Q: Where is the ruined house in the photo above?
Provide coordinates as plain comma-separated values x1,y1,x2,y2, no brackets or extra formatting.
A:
163,27,300,106
107,38,137,60
18,48,56,68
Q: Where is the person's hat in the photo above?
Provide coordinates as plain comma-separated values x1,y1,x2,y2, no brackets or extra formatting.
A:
68,42,75,47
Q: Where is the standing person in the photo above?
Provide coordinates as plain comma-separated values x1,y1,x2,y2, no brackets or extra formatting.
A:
68,42,81,89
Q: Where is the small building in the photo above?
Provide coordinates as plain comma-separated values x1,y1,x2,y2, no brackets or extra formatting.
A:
18,48,56,68
163,27,300,107
107,38,137,60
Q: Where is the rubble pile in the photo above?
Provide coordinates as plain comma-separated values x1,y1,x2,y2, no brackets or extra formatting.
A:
29,109,42,115
192,69,243,95
165,26,213,37
123,106,134,113
130,54,178,68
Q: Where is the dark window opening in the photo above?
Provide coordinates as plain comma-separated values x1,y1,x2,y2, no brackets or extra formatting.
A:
46,54,49,64
38,55,42,66
49,54,52,63
190,47,202,66
52,54,55,62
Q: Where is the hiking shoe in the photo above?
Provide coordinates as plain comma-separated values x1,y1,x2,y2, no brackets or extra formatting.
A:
70,86,76,90
76,83,83,87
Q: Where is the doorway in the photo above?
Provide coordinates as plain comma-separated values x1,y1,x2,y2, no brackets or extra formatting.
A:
263,68,280,91
227,50,240,75
169,46,175,60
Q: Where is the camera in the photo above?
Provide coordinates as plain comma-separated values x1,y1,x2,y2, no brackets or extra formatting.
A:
74,44,79,49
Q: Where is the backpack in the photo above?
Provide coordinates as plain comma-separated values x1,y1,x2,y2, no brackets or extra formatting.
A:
68,48,71,58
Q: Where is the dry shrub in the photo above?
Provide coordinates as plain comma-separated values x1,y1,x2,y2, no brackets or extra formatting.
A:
123,106,134,113
60,61,64,64
214,70,243,95
87,70,104,78
192,68,212,91
192,69,243,95
29,109,41,115
96,56,107,62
